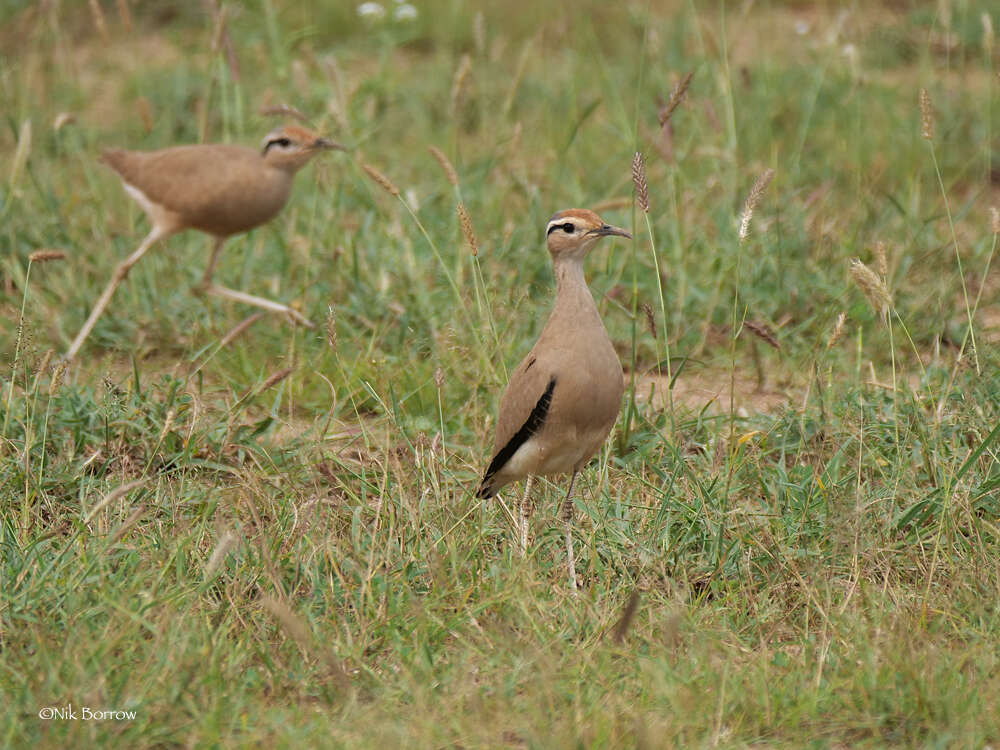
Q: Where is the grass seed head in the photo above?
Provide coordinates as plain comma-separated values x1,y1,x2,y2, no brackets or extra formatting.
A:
849,258,892,317
434,367,445,389
658,71,693,126
738,168,775,242
827,312,848,350
428,146,459,186
744,320,780,349
362,163,400,196
875,241,888,278
920,88,934,139
641,302,657,339
28,249,66,264
450,54,472,116
632,151,649,213
259,366,295,393
990,206,1000,235
458,203,479,256
326,306,338,351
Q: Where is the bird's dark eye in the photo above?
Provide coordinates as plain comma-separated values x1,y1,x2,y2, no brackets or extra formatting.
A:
562,223,575,233
274,137,291,147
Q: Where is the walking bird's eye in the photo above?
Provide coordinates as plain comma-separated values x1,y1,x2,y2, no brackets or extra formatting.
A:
562,223,575,233
273,137,291,148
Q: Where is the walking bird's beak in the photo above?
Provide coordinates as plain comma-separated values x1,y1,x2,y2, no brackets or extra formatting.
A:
590,223,632,239
312,138,347,151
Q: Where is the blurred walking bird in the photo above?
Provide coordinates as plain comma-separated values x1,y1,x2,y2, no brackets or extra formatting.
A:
66,125,344,359
477,208,630,591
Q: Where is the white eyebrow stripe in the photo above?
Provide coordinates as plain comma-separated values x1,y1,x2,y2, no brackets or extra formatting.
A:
546,218,574,233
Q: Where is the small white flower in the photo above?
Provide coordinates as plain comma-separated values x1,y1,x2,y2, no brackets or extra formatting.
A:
357,2,386,19
794,19,810,35
394,3,417,20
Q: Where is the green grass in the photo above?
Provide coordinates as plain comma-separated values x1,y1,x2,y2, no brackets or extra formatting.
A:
2,0,1000,746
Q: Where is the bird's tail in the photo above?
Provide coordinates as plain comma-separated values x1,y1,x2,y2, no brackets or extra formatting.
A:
476,474,497,500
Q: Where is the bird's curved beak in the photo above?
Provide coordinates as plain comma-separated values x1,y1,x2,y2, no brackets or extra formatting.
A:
313,138,347,152
591,224,632,240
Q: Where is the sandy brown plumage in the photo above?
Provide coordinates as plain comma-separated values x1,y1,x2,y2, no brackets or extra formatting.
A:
66,125,343,360
477,208,630,590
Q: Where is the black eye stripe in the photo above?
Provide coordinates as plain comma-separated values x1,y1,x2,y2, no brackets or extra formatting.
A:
547,221,577,235
263,136,292,154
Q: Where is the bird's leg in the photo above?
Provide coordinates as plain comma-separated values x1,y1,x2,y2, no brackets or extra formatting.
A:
66,227,166,360
203,285,315,328
561,471,579,592
519,475,535,558
196,237,227,289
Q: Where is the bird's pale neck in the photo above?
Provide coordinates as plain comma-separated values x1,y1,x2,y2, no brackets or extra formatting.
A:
552,255,601,319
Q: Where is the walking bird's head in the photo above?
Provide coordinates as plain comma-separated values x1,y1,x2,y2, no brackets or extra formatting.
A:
261,125,346,172
545,209,631,260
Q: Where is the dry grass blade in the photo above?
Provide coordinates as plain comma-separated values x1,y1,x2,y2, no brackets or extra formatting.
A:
362,163,400,196
107,504,147,547
920,88,934,140
83,478,147,525
260,595,352,690
87,0,109,42
612,589,641,643
632,152,649,213
738,168,775,243
458,203,479,256
28,250,66,263
744,320,780,349
658,71,693,126
203,529,238,579
428,146,459,187
849,258,892,317
115,0,132,32
259,103,310,123
218,312,266,350
9,119,32,188
53,112,76,131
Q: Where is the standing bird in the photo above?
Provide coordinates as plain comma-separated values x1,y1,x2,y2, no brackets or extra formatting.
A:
477,209,630,591
65,125,344,360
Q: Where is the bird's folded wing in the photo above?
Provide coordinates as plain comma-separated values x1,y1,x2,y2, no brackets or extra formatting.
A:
100,146,256,218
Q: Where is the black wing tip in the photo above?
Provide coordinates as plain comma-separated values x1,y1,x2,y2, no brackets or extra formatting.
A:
476,377,556,498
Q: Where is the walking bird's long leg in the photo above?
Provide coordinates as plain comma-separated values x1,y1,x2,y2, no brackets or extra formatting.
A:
66,227,168,360
199,237,226,287
561,471,579,592
203,285,315,328
519,475,535,558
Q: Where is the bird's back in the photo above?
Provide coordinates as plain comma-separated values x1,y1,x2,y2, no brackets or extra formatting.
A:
101,144,294,237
